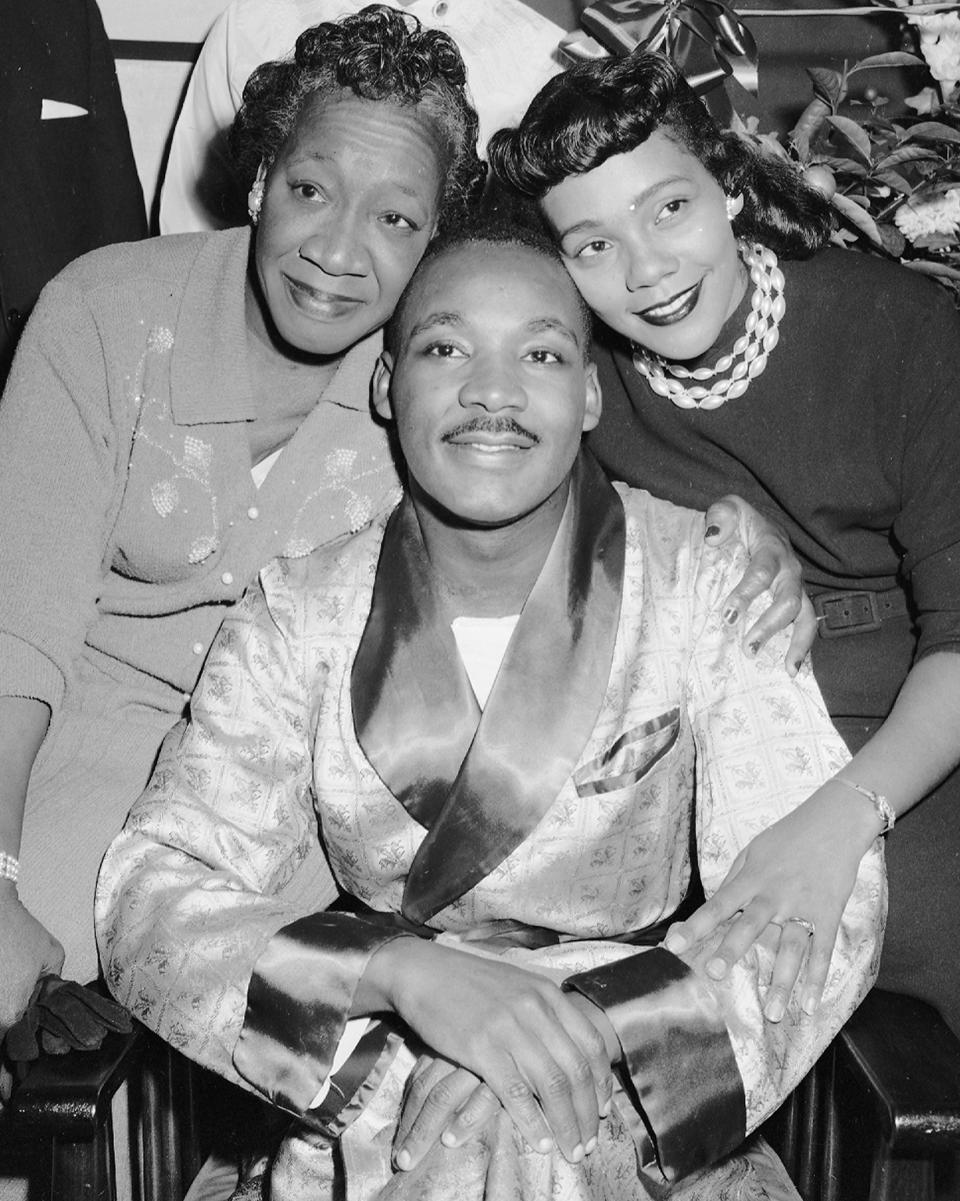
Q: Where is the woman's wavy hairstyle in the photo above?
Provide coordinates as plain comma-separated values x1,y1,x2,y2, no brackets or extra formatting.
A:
229,4,484,228
488,51,833,259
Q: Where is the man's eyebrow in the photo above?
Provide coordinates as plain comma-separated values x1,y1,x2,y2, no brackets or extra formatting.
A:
407,311,463,338
527,316,581,349
406,312,581,347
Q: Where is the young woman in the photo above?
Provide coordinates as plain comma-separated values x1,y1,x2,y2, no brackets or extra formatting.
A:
489,50,960,1034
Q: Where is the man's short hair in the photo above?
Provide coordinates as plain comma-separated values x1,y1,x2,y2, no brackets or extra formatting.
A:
384,218,594,361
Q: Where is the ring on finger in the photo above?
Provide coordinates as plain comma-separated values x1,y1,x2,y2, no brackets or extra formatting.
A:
783,916,816,938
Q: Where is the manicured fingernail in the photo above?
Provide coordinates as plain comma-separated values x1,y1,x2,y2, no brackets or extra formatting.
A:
706,957,727,979
766,998,785,1023
441,1131,457,1147
705,524,720,538
585,1136,597,1155
571,1144,584,1163
803,995,817,1016
748,640,761,657
723,607,739,625
396,1149,411,1171
537,1138,552,1154
663,932,687,953
599,1097,611,1118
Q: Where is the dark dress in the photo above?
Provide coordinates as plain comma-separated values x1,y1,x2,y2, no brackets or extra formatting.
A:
587,246,960,1033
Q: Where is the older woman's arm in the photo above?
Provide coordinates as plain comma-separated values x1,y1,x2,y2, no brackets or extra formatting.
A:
0,696,62,1033
0,279,123,1029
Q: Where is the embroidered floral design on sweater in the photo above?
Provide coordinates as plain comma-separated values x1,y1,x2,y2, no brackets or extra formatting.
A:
134,327,222,564
282,447,402,558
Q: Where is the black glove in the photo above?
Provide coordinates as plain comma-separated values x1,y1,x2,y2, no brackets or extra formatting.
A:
3,975,132,1062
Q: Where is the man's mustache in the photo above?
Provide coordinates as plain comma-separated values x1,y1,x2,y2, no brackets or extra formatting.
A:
442,416,540,443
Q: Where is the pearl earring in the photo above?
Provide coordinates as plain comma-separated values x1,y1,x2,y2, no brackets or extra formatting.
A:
248,170,266,226
725,194,742,222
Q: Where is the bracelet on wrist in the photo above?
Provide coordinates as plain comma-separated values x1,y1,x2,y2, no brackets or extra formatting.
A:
832,777,896,836
0,851,20,884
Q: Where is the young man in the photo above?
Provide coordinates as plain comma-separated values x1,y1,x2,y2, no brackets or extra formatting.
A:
159,0,572,233
97,224,882,1201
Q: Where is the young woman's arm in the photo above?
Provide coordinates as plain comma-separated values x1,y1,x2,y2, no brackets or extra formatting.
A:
703,494,816,672
666,650,960,1017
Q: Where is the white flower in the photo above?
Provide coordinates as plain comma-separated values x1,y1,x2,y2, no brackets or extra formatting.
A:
905,85,941,114
908,13,960,94
894,188,960,242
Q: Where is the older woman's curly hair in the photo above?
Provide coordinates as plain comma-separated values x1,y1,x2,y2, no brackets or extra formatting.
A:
488,51,833,260
230,4,484,227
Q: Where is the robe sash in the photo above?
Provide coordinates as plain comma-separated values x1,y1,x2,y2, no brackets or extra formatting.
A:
351,452,626,923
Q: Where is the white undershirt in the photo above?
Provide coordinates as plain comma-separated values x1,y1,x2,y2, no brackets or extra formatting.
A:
451,613,520,707
309,613,520,1108
250,446,283,489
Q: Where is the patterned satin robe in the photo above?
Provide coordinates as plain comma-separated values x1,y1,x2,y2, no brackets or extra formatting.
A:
97,456,884,1201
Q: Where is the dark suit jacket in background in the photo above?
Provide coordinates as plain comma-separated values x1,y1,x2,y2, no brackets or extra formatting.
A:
0,0,147,382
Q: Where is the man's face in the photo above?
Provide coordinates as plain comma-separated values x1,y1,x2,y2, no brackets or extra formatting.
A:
374,242,601,528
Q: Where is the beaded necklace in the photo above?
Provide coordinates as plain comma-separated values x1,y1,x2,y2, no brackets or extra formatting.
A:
631,243,786,411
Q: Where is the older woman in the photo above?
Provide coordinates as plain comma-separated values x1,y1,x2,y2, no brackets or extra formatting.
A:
489,50,960,1033
0,4,484,1037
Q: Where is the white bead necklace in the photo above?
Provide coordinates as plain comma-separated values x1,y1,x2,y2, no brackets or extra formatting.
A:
631,243,786,411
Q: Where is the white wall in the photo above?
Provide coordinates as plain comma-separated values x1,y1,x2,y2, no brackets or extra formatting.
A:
99,1,230,223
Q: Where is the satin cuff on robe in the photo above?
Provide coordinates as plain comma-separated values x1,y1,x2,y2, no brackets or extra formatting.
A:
309,1020,406,1137
233,912,417,1121
563,947,746,1182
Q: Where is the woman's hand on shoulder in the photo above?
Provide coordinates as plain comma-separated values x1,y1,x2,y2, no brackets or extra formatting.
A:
704,494,816,675
663,786,874,1019
364,938,614,1164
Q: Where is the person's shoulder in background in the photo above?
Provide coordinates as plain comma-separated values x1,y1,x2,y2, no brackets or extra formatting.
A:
0,0,146,381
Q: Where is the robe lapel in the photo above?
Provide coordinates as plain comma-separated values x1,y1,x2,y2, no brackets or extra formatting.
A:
351,452,626,923
350,499,482,828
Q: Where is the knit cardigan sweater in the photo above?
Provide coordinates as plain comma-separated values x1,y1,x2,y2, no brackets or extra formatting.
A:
0,227,400,718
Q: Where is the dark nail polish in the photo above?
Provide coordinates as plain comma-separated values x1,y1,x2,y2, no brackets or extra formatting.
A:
705,524,720,538
723,607,739,625
748,640,761,656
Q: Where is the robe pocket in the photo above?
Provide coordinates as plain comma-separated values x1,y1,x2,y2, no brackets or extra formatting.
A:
573,707,680,797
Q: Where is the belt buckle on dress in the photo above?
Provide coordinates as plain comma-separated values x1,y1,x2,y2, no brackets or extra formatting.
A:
814,590,882,639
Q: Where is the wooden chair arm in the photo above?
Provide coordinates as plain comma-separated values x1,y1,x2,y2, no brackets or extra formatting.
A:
836,987,960,1155
8,1023,145,1141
